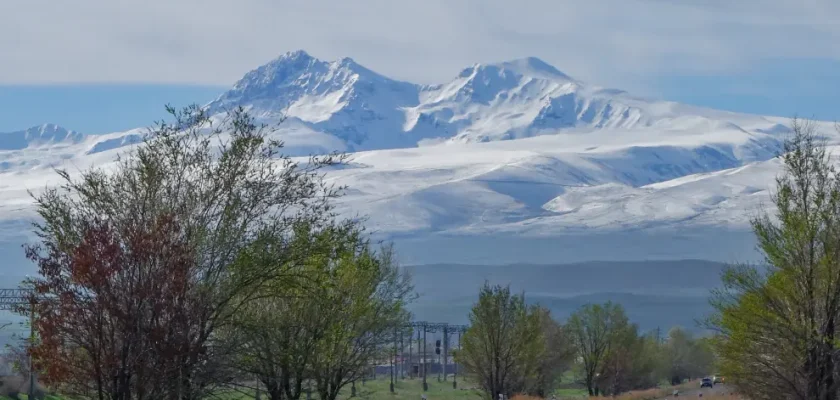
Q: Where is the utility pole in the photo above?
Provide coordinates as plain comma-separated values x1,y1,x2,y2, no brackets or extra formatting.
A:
453,328,461,389
414,328,420,379
28,298,35,398
0,290,39,399
390,325,396,393
437,339,442,381
408,328,413,379
422,324,428,391
400,329,404,379
401,322,467,390
442,326,448,381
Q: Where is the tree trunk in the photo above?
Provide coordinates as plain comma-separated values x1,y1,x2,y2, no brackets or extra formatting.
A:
265,380,283,400
824,317,837,400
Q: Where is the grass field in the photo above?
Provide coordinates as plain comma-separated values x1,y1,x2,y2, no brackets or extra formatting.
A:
0,376,483,400
0,376,739,400
349,376,484,400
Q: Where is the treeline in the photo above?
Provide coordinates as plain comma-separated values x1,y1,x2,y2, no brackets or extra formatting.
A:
457,284,716,399
457,118,840,400
16,106,413,400
15,104,835,400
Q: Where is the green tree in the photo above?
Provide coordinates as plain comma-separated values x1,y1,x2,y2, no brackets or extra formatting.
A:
597,322,643,395
691,336,716,378
629,332,663,390
708,119,840,400
660,327,714,385
566,302,629,396
662,327,693,384
227,221,364,400
24,105,342,399
457,284,544,400
308,244,413,400
526,307,577,397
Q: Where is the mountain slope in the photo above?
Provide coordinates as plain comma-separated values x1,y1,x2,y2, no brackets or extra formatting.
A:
0,50,836,269
202,50,791,154
206,50,423,150
0,124,84,151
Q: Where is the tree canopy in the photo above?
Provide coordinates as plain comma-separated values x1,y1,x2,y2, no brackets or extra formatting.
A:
709,119,840,400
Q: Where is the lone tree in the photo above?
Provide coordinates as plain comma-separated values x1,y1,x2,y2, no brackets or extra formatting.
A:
526,306,576,397
566,301,630,396
596,320,653,396
661,327,714,385
229,223,412,400
457,283,544,400
308,244,413,400
23,105,342,399
708,119,840,400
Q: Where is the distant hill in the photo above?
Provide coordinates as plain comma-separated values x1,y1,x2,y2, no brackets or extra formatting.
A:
405,260,728,333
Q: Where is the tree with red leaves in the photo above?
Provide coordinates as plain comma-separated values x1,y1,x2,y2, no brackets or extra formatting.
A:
26,215,196,399
23,105,343,399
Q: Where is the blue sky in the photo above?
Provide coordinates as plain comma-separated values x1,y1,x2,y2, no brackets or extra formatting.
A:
1,57,839,134
0,85,225,134
1,0,838,133
650,57,840,122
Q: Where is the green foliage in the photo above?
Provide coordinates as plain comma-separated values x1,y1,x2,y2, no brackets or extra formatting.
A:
588,313,665,395
658,327,714,385
23,105,343,399
566,302,629,396
228,221,413,400
708,119,840,400
457,284,545,400
308,243,413,400
527,307,576,397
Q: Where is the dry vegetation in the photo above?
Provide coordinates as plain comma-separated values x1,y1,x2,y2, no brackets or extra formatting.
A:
510,381,742,400
588,388,740,400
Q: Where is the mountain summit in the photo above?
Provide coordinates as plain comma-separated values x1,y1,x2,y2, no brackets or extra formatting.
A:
463,56,575,82
0,51,786,161
0,50,823,266
203,51,760,152
206,50,420,149
0,123,84,150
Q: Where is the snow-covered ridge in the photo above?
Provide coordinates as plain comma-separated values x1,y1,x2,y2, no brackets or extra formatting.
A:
0,50,795,157
0,123,85,150
0,50,836,266
200,49,792,153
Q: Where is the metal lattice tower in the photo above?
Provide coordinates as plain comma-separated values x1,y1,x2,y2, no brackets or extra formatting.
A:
399,321,468,391
0,289,33,311
0,288,36,396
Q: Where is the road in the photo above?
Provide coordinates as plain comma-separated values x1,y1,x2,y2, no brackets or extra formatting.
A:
659,383,737,399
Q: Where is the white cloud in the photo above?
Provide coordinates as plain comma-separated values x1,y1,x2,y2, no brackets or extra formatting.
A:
1,0,838,93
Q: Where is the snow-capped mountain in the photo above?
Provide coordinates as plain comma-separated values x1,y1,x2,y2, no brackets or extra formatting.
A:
0,124,85,151
0,50,836,268
202,50,788,155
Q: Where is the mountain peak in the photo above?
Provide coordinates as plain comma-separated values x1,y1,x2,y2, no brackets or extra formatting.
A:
230,50,319,89
497,56,572,80
207,49,418,119
0,123,85,150
278,49,313,62
455,56,575,86
32,123,68,134
337,56,356,65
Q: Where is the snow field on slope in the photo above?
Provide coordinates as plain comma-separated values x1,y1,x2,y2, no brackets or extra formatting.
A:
2,50,839,266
